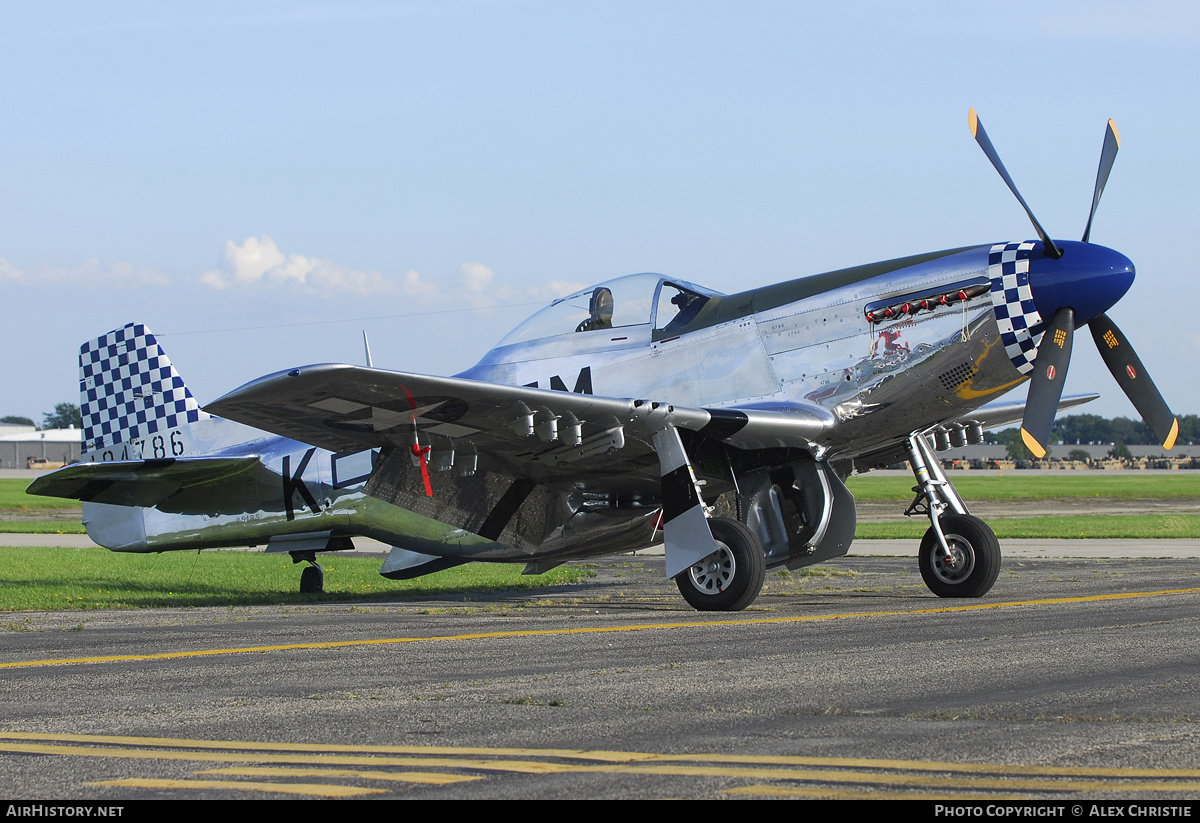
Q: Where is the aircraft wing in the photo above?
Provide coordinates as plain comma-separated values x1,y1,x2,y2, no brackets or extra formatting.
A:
949,393,1099,432
26,456,262,508
851,393,1100,471
206,363,837,480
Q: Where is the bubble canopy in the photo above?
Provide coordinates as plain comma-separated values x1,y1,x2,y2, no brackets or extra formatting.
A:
495,273,720,348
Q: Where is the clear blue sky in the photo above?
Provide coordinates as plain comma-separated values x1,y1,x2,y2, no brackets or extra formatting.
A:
3,1,1197,425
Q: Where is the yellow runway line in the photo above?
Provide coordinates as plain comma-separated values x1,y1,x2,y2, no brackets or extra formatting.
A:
91,777,384,797
3,586,1198,670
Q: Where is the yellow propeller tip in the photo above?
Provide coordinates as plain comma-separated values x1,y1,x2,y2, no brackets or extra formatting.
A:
1020,428,1047,459
1109,118,1121,148
969,108,978,137
1163,418,1179,450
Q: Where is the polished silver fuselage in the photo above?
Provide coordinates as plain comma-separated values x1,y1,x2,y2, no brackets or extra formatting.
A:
85,243,1028,562
460,245,1018,459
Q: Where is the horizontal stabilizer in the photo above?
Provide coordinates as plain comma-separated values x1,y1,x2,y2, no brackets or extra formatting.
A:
26,456,261,508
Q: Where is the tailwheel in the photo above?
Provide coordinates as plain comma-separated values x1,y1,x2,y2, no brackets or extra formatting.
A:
918,514,1000,598
300,562,324,594
675,517,766,612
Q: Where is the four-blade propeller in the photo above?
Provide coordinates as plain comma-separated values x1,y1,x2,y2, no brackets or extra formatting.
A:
969,108,1178,457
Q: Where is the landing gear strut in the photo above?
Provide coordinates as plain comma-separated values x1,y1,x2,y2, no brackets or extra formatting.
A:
906,433,1000,598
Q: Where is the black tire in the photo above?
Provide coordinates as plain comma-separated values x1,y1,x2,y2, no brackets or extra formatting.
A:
918,514,1000,598
674,517,766,611
300,563,324,594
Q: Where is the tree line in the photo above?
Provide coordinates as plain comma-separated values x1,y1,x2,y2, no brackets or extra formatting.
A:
989,414,1200,448
1,403,82,431
987,413,1200,462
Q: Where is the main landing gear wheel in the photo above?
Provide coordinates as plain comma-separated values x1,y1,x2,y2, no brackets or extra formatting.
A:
300,563,324,594
918,514,1000,598
675,517,766,612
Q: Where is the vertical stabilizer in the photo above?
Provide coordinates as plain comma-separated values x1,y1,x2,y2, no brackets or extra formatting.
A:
80,323,208,459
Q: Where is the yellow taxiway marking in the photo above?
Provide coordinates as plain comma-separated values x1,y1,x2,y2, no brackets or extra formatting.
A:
3,734,1200,795
92,777,384,797
12,741,1200,792
0,742,558,771
726,786,1038,800
3,586,1198,671
6,732,1200,779
201,767,481,785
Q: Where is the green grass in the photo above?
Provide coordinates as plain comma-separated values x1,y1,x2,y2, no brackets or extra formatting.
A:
2,478,81,511
856,514,1200,540
0,547,593,612
845,474,1200,502
0,521,86,534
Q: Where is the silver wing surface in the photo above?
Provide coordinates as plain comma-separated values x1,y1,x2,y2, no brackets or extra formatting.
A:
206,363,837,475
207,364,836,561
949,393,1099,432
851,393,1100,472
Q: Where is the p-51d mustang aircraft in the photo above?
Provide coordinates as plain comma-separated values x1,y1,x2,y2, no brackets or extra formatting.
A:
30,110,1178,610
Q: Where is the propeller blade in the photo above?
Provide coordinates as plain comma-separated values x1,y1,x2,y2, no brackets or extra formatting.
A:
1082,119,1121,243
1089,312,1179,449
1020,308,1075,458
969,108,1063,259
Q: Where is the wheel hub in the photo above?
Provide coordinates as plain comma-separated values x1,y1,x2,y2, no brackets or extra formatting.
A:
931,537,975,584
687,544,735,595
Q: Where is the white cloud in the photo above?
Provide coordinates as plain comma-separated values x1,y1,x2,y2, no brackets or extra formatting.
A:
453,263,585,310
0,254,169,287
199,235,409,297
460,261,493,293
196,237,559,313
542,279,587,299
226,235,288,285
0,256,20,281
401,269,441,297
1,239,593,313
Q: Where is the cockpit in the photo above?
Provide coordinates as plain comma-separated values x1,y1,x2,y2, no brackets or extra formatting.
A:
495,273,720,349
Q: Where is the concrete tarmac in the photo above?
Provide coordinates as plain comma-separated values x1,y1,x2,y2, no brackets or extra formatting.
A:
6,471,1200,799
3,551,1200,800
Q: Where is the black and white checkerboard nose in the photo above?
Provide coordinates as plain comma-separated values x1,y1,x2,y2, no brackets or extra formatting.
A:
79,323,206,456
987,241,1043,376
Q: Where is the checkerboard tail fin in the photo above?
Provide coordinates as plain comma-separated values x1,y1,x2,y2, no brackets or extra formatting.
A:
79,323,208,458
